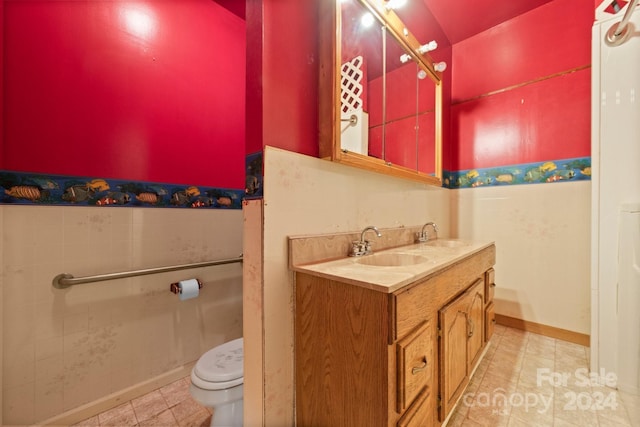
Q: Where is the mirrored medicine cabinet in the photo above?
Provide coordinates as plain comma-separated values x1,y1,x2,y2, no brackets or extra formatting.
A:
319,0,443,186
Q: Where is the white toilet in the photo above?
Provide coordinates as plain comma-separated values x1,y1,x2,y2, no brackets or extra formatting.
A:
190,337,243,427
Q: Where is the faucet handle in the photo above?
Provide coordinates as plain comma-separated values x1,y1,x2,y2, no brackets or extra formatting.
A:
349,239,375,256
349,240,366,257
418,222,438,242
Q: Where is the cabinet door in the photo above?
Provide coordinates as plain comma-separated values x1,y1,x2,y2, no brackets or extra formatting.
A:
467,280,485,372
396,388,433,427
396,321,433,412
438,293,469,420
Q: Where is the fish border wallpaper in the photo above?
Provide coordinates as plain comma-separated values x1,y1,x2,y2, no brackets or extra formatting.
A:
442,157,591,189
0,155,589,207
244,151,263,199
0,170,244,209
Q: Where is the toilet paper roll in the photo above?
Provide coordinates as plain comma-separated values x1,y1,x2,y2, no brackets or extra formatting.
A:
178,278,200,301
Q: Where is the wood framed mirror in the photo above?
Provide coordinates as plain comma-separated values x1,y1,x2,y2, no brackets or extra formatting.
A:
319,0,443,186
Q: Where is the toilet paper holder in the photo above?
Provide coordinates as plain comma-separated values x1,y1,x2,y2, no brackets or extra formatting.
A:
170,279,203,295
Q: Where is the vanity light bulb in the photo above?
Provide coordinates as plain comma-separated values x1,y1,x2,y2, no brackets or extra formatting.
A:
434,62,447,72
418,40,438,54
417,70,427,80
360,12,375,28
400,53,412,64
385,0,408,10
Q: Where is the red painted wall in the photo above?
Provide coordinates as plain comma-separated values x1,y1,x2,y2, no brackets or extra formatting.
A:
448,0,593,171
246,0,319,157
367,62,441,173
3,0,245,188
0,0,4,171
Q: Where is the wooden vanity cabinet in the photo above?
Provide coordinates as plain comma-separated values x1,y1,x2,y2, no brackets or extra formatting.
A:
295,244,496,427
438,279,485,420
467,280,486,371
485,268,497,342
396,321,434,412
295,274,397,427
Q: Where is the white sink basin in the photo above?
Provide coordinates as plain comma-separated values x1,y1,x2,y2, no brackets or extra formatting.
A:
425,239,470,248
355,253,429,267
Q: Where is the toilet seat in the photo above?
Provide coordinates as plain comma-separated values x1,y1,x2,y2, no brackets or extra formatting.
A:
192,338,243,391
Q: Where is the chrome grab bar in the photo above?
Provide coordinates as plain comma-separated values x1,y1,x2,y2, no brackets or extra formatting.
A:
52,255,243,289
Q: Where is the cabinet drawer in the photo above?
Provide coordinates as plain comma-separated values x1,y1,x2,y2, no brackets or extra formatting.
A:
485,268,496,303
485,302,496,342
396,388,433,427
397,321,433,412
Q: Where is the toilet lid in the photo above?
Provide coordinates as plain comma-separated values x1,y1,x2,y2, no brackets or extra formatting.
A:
194,337,243,383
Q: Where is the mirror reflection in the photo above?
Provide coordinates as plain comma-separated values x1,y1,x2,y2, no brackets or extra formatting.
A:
337,0,440,180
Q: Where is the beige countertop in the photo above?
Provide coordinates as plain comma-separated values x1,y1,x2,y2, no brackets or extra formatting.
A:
291,239,495,293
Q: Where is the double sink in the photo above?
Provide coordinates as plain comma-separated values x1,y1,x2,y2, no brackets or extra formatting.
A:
355,239,471,267
293,238,492,293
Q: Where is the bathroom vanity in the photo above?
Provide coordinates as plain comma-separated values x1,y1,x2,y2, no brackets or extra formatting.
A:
290,229,496,426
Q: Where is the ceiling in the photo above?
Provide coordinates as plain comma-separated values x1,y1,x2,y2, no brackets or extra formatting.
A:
214,0,556,46
402,0,555,45
213,0,245,20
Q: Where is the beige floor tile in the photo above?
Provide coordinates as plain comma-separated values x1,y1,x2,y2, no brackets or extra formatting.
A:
597,406,633,427
515,376,555,400
525,340,556,361
619,389,640,425
553,417,584,427
466,403,510,426
480,366,519,392
72,327,640,427
176,408,211,427
508,389,554,425
171,397,208,424
519,358,554,383
553,387,599,427
160,378,192,407
137,408,178,427
495,339,528,355
473,355,492,377
521,356,555,373
501,328,529,342
450,413,489,427
465,373,485,396
97,402,137,426
445,409,467,427
554,355,589,375
131,390,169,423
555,340,588,361
508,410,554,427
70,414,99,426
99,410,138,427
450,398,471,421
449,328,614,427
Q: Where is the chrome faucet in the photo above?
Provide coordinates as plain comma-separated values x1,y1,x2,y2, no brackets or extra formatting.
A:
417,222,438,242
350,226,382,256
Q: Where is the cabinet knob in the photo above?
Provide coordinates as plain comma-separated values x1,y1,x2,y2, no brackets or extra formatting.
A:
411,356,428,375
